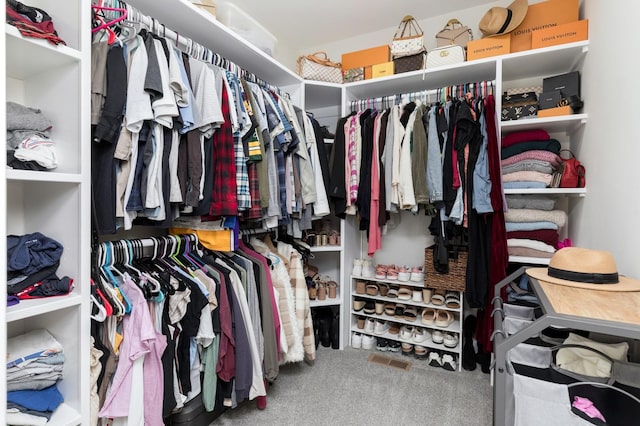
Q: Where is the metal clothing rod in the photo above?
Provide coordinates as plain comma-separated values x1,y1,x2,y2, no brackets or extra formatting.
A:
95,0,288,98
349,79,496,111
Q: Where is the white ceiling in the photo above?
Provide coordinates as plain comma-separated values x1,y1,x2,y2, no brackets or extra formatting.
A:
218,0,499,52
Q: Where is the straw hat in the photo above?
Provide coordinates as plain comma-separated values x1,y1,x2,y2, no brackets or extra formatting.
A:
526,247,640,292
479,0,528,37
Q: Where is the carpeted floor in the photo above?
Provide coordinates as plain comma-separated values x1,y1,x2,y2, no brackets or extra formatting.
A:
213,346,493,425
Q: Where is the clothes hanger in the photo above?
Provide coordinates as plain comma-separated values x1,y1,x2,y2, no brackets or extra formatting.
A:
91,5,127,34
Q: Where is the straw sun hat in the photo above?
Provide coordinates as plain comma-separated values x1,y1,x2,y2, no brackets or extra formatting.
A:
479,0,528,37
526,247,640,292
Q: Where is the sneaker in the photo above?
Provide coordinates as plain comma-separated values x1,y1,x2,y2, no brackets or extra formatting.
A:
400,325,414,340
444,333,460,348
352,258,363,276
397,266,411,282
364,318,376,333
428,351,443,368
442,354,458,371
376,338,389,352
351,332,362,349
374,320,390,335
432,330,444,344
362,334,376,350
387,341,401,352
361,259,375,278
410,266,424,282
413,327,431,343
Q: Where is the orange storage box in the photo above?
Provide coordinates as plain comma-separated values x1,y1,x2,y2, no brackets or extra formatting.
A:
467,34,510,61
342,45,390,79
532,20,589,49
510,0,579,53
537,106,572,118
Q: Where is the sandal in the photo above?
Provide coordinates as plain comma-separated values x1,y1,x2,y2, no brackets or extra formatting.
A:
398,286,412,301
388,324,401,335
355,280,366,294
394,304,406,318
375,265,387,279
317,281,327,300
384,302,396,316
378,283,389,297
414,345,428,360
435,310,454,328
422,288,433,303
412,289,423,303
421,308,436,325
375,300,384,315
431,289,446,306
353,299,366,312
386,265,399,280
328,281,338,299
305,264,319,279
387,287,399,299
403,306,418,322
328,230,340,245
445,291,461,309
397,266,411,282
365,283,379,296
308,284,317,300
410,266,424,282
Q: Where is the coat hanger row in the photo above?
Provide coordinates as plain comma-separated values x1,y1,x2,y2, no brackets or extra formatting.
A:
349,80,496,112
96,0,288,99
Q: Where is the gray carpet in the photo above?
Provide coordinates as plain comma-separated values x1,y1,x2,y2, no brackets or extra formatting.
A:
213,346,493,425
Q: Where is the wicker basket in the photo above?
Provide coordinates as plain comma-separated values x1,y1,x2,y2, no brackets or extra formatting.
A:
424,246,467,292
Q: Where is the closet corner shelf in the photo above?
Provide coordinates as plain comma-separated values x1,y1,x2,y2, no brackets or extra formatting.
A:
47,403,82,426
310,296,341,308
500,40,589,81
6,294,83,323
5,24,81,79
508,256,551,266
304,80,342,109
503,187,586,196
501,113,588,133
310,245,341,253
5,169,83,183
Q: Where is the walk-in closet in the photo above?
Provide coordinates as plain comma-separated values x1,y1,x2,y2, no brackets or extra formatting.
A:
2,0,640,425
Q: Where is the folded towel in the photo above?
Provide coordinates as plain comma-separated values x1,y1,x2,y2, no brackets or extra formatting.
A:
508,246,554,259
505,209,567,228
501,139,561,160
502,159,555,175
506,195,556,211
507,229,559,247
502,171,552,186
502,129,550,148
507,238,556,253
506,221,558,232
502,150,562,168
503,181,547,189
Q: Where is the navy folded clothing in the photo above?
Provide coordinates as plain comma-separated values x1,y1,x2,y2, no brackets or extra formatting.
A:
7,232,63,276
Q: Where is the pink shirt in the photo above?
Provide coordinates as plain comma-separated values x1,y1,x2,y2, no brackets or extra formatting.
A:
368,112,383,257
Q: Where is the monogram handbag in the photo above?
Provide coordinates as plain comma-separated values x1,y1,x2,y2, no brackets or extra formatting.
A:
391,15,425,58
296,51,343,84
425,45,465,69
436,18,473,48
393,51,425,74
501,92,539,121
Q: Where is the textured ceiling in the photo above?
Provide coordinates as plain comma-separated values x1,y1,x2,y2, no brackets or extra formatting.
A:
217,0,499,51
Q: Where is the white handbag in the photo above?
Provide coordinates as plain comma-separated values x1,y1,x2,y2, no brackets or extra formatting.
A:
425,45,466,69
391,15,425,58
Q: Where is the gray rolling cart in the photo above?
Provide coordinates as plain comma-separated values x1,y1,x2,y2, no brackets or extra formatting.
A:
492,266,640,426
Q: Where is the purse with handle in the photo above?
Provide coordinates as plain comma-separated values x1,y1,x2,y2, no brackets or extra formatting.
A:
296,51,343,84
559,149,586,188
436,18,473,48
391,15,425,58
425,45,465,69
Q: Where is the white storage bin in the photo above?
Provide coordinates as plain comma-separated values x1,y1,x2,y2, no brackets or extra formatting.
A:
216,1,277,56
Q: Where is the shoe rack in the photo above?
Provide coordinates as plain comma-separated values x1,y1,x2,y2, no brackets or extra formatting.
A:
349,273,463,371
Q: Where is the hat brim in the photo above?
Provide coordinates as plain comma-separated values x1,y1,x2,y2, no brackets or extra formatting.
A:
527,267,640,292
502,0,529,35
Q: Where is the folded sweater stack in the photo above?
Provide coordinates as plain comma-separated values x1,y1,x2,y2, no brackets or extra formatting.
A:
505,196,564,258
501,129,561,190
6,101,58,170
6,329,65,425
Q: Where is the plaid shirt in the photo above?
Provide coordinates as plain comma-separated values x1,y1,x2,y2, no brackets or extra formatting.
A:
243,163,262,221
234,133,251,211
208,83,238,216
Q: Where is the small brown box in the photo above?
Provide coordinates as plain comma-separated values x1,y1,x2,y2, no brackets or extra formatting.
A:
341,45,391,77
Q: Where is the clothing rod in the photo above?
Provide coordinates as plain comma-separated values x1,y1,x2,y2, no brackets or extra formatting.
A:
349,79,496,110
95,0,288,98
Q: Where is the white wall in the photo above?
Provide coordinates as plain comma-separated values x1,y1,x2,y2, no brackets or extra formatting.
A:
576,0,640,278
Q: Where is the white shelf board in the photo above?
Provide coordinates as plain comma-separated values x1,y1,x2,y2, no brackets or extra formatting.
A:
305,81,342,109
352,310,460,333
351,292,461,313
126,0,301,87
351,326,460,354
501,41,589,81
310,295,341,308
508,256,551,265
46,402,82,426
6,169,83,183
351,274,426,288
503,187,586,196
6,294,83,323
345,57,497,100
310,245,341,253
501,113,588,134
5,24,81,79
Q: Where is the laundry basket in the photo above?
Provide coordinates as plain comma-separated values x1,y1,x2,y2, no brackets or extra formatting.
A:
424,245,467,292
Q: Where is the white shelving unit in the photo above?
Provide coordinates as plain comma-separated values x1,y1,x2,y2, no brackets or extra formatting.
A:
2,1,91,424
349,275,463,370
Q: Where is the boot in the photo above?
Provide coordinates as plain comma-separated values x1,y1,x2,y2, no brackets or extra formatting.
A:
312,309,320,349
319,309,331,348
462,314,477,371
330,307,340,349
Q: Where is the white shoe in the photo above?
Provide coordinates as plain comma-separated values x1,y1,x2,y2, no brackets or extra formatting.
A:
411,289,423,303
351,332,362,349
443,333,459,348
428,351,443,368
362,334,376,350
364,318,376,334
400,325,414,340
442,353,457,371
374,320,390,335
413,327,431,343
432,330,444,344
352,258,363,277
410,266,424,282
361,259,375,278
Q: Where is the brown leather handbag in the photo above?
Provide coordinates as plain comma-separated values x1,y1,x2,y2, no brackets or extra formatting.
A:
436,19,473,48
